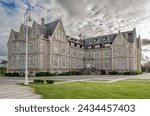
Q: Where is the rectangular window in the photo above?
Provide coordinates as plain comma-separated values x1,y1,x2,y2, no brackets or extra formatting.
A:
95,51,100,57
95,45,100,48
105,43,110,47
104,62,109,69
103,50,110,57
54,42,59,54
116,59,124,69
88,46,92,49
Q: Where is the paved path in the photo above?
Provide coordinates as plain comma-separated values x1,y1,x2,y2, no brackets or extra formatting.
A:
0,78,41,99
0,73,150,99
34,73,150,81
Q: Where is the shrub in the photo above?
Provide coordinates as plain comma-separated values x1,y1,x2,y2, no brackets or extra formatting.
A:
13,72,20,77
58,71,81,76
58,72,66,76
109,71,118,75
35,71,81,76
34,79,44,83
46,80,54,84
123,71,143,75
0,67,6,75
100,70,106,75
36,72,42,76
36,72,57,77
5,72,20,77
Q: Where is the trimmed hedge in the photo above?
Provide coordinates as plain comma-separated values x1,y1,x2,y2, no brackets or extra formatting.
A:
34,79,44,83
5,72,20,77
123,71,143,75
36,71,81,77
100,70,106,75
46,80,54,84
33,79,54,84
109,71,118,75
36,72,57,77
58,71,81,76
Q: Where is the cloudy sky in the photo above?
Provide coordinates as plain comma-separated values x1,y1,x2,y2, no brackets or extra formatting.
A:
0,0,150,62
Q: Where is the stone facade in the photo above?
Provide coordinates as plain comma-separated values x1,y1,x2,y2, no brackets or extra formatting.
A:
7,18,141,76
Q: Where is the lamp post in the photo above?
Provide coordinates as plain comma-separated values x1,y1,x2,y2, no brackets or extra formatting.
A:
24,6,32,85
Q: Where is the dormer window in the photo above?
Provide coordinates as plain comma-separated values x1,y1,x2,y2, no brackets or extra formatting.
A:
74,43,77,47
94,39,97,42
31,30,37,37
95,45,100,48
71,42,74,46
105,43,111,47
128,33,132,36
82,41,85,44
77,44,80,48
103,37,106,41
69,42,71,45
88,45,92,49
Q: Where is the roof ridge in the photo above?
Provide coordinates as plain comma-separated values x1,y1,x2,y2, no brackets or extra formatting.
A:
34,21,47,29
86,29,134,39
45,18,61,26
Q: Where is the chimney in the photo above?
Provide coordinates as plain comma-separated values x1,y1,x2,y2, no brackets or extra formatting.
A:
41,18,45,25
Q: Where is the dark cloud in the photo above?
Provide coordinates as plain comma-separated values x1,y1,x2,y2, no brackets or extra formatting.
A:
55,0,88,17
142,49,150,52
142,39,150,46
0,49,7,57
1,0,150,60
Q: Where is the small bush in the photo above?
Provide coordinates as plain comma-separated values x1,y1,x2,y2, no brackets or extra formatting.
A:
13,72,20,77
36,72,57,77
100,70,106,75
123,71,143,75
46,80,54,84
58,71,81,76
58,72,66,76
5,72,20,77
109,71,118,75
34,79,44,83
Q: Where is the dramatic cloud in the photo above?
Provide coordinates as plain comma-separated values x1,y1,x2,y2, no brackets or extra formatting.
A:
142,39,150,46
1,0,150,60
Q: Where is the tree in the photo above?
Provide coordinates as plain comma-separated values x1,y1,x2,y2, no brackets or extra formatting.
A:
142,61,150,73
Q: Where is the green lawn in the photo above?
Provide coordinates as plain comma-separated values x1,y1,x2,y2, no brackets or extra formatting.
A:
29,80,150,99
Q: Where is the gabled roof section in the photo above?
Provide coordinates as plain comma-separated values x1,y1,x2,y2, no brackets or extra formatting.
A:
122,30,135,43
33,19,60,38
34,21,47,37
84,33,116,49
12,29,19,39
19,24,31,38
8,29,19,43
84,29,135,49
45,19,60,37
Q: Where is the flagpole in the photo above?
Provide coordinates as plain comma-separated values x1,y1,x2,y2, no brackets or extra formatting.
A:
24,6,32,85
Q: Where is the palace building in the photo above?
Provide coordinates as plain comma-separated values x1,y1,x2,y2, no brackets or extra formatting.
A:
7,18,141,76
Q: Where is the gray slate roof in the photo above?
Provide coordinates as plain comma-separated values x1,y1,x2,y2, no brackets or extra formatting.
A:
84,29,135,49
34,21,47,37
11,19,60,40
34,19,60,38
45,19,60,37
11,18,136,48
12,29,19,39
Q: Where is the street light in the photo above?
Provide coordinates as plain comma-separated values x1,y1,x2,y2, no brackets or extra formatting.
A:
24,6,32,85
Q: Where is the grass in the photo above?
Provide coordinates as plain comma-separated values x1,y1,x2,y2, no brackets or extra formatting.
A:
29,80,150,99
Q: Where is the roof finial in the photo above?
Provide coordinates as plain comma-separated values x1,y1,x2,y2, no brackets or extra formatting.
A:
41,18,45,25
